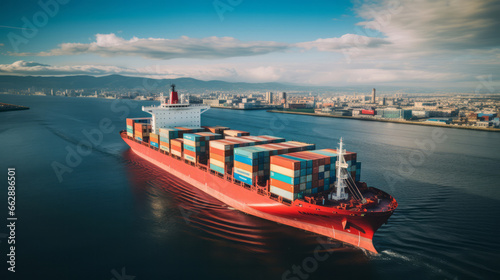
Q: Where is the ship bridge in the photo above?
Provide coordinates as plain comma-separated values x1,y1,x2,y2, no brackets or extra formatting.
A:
142,85,209,133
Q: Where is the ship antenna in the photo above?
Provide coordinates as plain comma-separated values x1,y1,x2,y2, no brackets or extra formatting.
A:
331,138,365,202
331,138,349,200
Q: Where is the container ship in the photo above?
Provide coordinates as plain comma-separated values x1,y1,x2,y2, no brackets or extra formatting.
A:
121,85,398,253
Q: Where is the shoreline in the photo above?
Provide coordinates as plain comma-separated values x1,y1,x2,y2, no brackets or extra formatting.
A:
210,106,281,110
0,102,30,112
267,110,500,133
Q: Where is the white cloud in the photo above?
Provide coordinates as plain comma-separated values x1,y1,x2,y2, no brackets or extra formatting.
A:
356,0,500,51
0,60,142,76
11,33,290,60
295,34,390,52
3,0,500,88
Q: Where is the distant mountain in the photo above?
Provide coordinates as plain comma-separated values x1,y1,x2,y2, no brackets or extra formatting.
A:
0,74,317,93
0,74,471,94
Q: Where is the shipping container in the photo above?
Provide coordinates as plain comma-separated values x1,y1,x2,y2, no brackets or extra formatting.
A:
224,130,250,137
208,136,283,175
133,122,152,141
233,141,314,185
170,138,184,157
203,125,230,134
183,132,223,164
268,149,348,201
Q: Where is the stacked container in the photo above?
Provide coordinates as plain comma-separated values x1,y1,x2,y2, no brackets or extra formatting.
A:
318,149,358,181
233,141,315,185
209,136,286,175
225,135,285,144
170,139,184,157
149,133,159,148
203,126,230,134
174,127,205,138
224,130,250,137
134,122,152,142
126,118,151,138
183,132,223,164
269,148,360,201
269,150,335,201
158,128,179,152
209,138,256,175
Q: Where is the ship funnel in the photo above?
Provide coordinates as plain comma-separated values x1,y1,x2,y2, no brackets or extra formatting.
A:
169,84,178,104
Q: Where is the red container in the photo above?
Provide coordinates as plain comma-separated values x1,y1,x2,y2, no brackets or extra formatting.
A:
235,161,259,173
271,179,300,193
159,141,169,147
210,153,225,162
270,155,301,170
361,109,375,115
184,149,196,157
150,133,159,142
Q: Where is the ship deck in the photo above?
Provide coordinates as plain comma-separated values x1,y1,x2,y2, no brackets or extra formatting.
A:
120,131,397,215
297,188,397,213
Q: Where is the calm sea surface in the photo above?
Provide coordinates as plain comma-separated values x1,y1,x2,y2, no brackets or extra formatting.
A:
1,94,499,279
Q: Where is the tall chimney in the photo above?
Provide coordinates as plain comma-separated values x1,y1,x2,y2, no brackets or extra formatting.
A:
169,84,178,104
371,88,376,103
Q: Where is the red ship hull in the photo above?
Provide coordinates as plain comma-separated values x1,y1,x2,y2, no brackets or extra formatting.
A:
122,133,395,253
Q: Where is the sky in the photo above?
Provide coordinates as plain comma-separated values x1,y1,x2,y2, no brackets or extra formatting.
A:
0,0,499,90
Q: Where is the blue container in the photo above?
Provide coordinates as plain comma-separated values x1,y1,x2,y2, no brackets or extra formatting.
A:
183,145,199,152
234,154,253,166
312,188,318,194
127,128,133,134
318,172,324,180
307,160,313,168
185,155,195,162
300,169,306,176
306,182,312,189
210,164,225,174
271,171,299,185
324,164,330,171
234,173,252,185
307,167,312,175
183,134,201,141
151,142,159,148
135,137,142,142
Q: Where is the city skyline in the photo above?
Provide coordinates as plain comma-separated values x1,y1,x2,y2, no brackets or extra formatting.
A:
0,0,499,90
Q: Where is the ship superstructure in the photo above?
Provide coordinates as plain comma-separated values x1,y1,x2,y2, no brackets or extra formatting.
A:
142,85,210,133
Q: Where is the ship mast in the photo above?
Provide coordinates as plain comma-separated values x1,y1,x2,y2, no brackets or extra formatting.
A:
331,138,349,200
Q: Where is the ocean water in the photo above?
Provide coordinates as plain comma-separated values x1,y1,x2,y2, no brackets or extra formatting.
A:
0,94,499,280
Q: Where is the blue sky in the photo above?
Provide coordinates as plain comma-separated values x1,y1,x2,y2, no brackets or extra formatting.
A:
1,0,499,90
